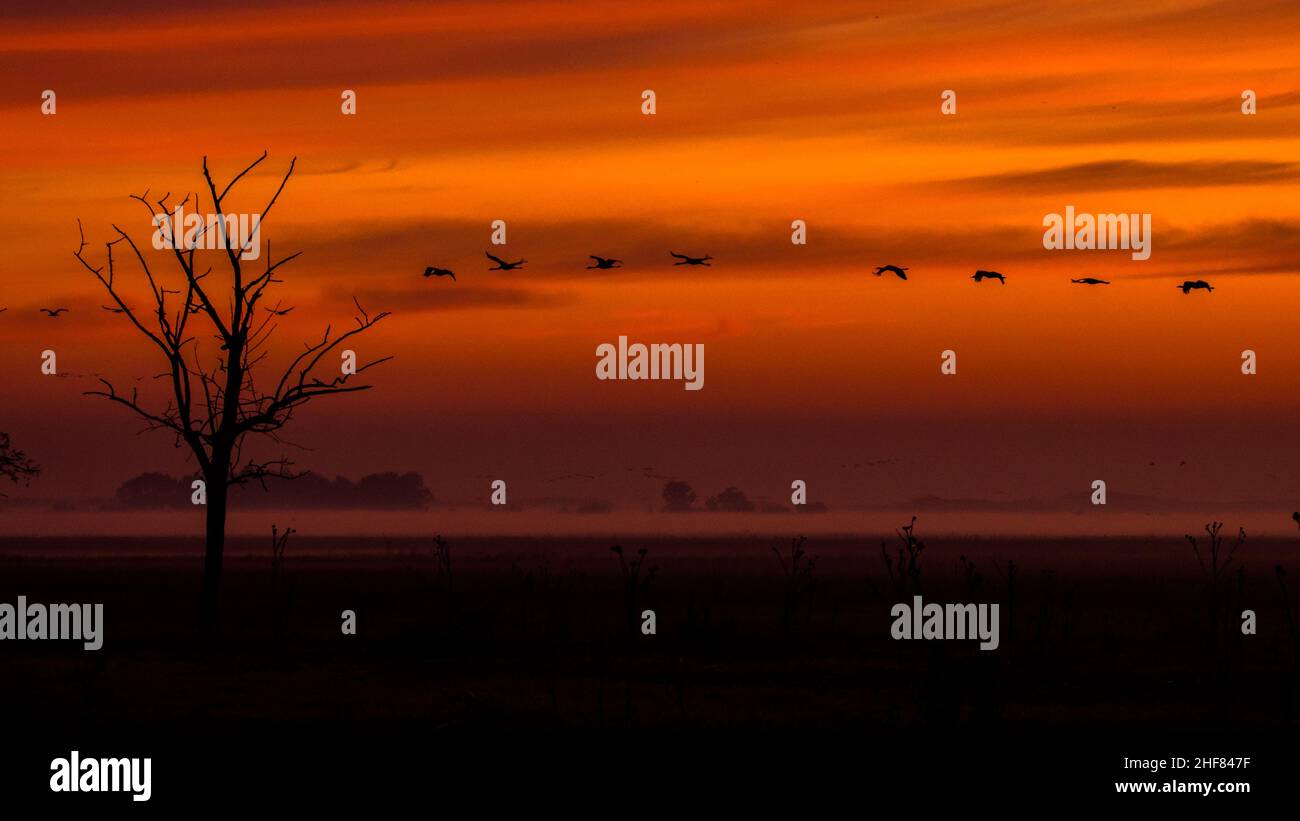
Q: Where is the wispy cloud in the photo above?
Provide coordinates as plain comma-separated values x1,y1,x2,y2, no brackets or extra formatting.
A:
943,160,1300,193
343,284,575,314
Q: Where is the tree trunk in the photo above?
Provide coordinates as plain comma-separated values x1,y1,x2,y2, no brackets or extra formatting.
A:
200,475,228,638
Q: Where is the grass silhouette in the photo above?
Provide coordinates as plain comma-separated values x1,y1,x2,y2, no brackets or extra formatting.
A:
610,544,657,642
771,535,816,636
881,516,925,597
269,524,294,649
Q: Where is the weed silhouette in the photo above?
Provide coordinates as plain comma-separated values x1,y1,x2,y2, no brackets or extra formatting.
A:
431,535,456,626
270,524,294,647
882,516,925,597
771,535,817,636
610,544,657,642
1185,524,1242,675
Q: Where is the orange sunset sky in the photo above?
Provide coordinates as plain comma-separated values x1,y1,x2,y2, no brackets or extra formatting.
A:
1,0,1299,534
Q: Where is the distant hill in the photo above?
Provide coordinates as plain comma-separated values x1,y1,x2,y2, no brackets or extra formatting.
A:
889,492,1298,514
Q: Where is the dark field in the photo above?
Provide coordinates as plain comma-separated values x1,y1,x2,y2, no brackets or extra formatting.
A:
3,533,1297,804
3,534,1299,729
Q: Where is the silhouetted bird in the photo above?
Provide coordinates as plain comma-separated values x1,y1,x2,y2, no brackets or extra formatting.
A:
265,307,295,316
972,270,1005,284
39,307,69,316
101,305,126,314
670,252,712,266
587,256,623,269
486,252,526,271
1071,277,1110,285
1178,280,1213,293
874,265,908,280
423,266,456,281
0,307,7,314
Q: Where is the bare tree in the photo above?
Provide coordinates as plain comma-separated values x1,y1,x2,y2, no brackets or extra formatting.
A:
73,152,392,635
0,432,40,493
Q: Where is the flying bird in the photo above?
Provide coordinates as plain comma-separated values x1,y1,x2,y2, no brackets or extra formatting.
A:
670,252,712,266
101,305,126,314
1178,280,1214,293
423,266,456,281
486,252,526,271
0,307,7,314
265,307,295,316
874,265,908,280
1071,277,1110,285
587,256,623,269
39,307,69,316
972,270,1006,284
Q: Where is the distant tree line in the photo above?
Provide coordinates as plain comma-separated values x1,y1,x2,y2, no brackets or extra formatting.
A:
113,471,433,510
0,433,39,494
662,480,827,513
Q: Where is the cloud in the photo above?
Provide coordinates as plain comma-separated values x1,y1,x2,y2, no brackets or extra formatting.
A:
291,215,1037,287
343,283,575,314
943,160,1300,194
0,2,793,102
1102,218,1300,279
1120,218,1300,277
294,159,402,177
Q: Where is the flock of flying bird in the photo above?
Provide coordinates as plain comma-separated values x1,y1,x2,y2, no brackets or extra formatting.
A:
421,252,1217,293
875,266,1213,292
0,254,1217,317
423,251,712,281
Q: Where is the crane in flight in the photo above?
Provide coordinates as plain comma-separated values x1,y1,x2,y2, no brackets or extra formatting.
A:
587,256,623,269
1071,277,1110,285
972,270,1006,284
670,252,712,266
39,307,70,316
1178,280,1214,293
873,265,908,280
486,252,526,271
423,266,456,281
